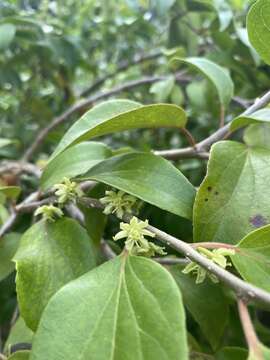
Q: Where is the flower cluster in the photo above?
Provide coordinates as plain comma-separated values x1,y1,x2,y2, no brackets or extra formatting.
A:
100,189,139,219
54,177,83,204
34,205,63,222
182,247,235,284
113,216,166,257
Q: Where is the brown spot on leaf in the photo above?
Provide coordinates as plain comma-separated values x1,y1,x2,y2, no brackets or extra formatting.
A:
205,198,209,202
215,191,219,195
250,215,268,228
207,186,212,192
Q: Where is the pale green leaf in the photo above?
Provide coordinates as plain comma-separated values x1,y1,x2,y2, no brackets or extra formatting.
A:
14,218,97,331
232,225,270,292
149,76,175,103
193,141,270,244
30,255,188,360
0,138,14,148
50,100,186,160
0,233,20,281
248,344,270,359
244,123,270,150
247,0,270,65
174,57,234,107
231,109,270,131
0,24,16,49
171,266,229,350
41,142,112,191
79,152,196,219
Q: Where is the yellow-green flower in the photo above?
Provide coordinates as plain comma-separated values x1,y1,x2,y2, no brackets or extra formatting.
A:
100,189,139,219
54,177,83,204
34,205,63,222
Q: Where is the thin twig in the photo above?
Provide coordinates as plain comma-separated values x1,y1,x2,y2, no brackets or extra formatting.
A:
219,105,225,128
192,242,236,250
180,128,197,148
238,298,263,360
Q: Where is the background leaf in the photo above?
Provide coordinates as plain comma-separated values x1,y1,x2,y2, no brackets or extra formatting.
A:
14,218,97,331
41,142,112,190
0,233,20,282
244,123,270,150
8,351,30,360
0,24,16,49
31,255,188,360
216,347,248,360
51,100,186,160
0,186,21,200
4,317,33,352
247,0,270,65
193,141,270,244
174,57,234,107
79,152,196,219
171,266,229,350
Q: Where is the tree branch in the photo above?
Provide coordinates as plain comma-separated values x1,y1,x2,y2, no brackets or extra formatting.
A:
155,89,270,160
79,197,270,308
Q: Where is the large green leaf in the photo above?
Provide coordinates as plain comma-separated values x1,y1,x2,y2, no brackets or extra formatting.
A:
14,218,97,331
0,24,16,49
41,142,112,190
247,0,270,65
30,255,188,360
193,141,270,244
232,225,270,292
171,266,229,350
79,152,196,219
4,317,33,352
51,100,187,160
174,57,234,107
244,123,270,150
0,233,20,282
230,109,270,131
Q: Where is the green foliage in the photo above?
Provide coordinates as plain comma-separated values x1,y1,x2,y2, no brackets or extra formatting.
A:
30,255,188,360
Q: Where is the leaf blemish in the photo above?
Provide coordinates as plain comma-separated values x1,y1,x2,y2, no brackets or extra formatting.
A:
207,186,212,192
249,214,268,228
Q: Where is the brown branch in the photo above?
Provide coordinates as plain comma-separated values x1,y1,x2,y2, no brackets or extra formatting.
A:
22,72,189,162
238,299,263,360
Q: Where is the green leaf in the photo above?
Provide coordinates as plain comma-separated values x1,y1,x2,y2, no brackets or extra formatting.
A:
0,138,14,148
173,57,234,107
30,255,188,360
244,123,270,150
41,142,112,191
213,0,233,32
8,351,30,360
14,218,97,331
0,233,20,282
230,109,270,131
149,76,175,103
0,24,16,49
248,344,270,359
0,186,21,200
232,225,270,292
247,0,270,65
4,317,33,353
50,100,187,160
193,141,270,244
216,347,248,360
171,266,229,350
79,152,196,219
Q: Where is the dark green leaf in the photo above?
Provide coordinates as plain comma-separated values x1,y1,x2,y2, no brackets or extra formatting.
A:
171,266,229,349
31,255,188,360
79,152,196,219
216,347,248,360
41,142,112,190
194,141,270,244
0,186,21,200
247,0,270,65
14,218,97,331
51,100,187,160
4,317,33,352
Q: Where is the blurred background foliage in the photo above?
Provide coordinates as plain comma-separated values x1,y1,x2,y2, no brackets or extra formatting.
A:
1,0,270,355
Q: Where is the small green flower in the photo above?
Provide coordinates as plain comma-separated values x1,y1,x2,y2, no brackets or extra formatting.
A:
54,177,83,204
113,216,166,256
182,247,235,284
100,189,139,219
34,205,63,222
